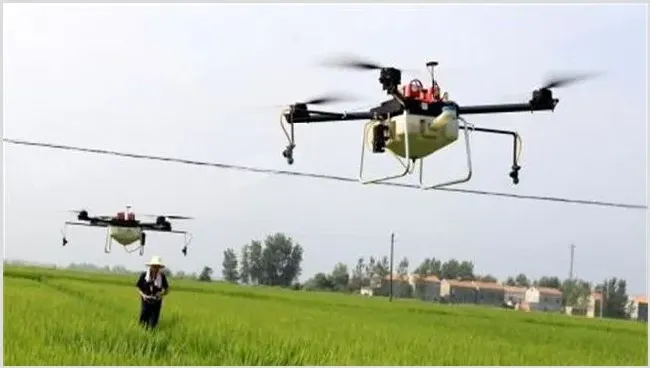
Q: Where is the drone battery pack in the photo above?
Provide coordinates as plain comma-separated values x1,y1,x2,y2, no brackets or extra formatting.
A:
383,111,459,160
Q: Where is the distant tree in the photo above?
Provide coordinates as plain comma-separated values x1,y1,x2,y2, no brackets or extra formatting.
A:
505,277,517,286
258,233,304,287
596,277,629,319
176,270,186,279
330,263,350,292
413,259,428,277
222,248,239,283
239,245,251,284
535,276,562,289
441,259,461,280
396,257,409,277
112,265,129,274
248,240,263,285
477,274,498,283
414,258,442,278
162,268,173,277
561,278,591,308
515,273,531,288
198,266,213,282
304,272,334,291
457,260,475,281
373,256,390,280
349,257,366,290
364,256,377,285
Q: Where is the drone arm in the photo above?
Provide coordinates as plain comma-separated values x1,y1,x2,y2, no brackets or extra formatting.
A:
458,101,560,115
142,229,192,256
61,221,108,247
458,90,559,115
64,221,108,228
283,110,374,124
280,108,374,165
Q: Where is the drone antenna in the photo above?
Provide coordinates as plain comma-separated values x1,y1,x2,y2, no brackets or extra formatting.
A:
425,61,439,88
126,204,132,214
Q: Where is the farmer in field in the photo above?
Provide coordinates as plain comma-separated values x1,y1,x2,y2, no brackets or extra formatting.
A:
135,256,169,329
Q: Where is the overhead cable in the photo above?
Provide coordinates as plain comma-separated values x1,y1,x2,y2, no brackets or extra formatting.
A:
2,138,646,210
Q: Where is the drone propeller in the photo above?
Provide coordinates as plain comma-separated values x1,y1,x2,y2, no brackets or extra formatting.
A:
67,209,87,214
164,215,194,220
320,54,417,73
141,214,194,220
298,93,357,106
322,55,385,71
540,72,601,89
500,71,602,101
66,209,113,220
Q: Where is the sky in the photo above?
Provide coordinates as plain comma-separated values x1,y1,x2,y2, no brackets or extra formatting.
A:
2,3,648,294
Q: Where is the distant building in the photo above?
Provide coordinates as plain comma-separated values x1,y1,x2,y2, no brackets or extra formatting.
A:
573,292,602,318
410,275,442,302
440,279,505,307
360,287,373,297
525,286,563,313
627,296,648,322
587,292,602,318
504,286,527,305
376,274,412,298
475,281,507,306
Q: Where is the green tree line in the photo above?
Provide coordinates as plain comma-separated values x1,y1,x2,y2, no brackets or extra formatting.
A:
8,230,630,320
216,233,632,320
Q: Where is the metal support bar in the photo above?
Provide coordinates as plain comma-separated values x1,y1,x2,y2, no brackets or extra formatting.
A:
104,228,112,254
466,126,522,184
60,224,68,246
182,232,193,256
419,117,474,190
359,116,413,184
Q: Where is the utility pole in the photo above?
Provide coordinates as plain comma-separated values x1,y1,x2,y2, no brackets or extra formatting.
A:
389,232,395,302
569,244,575,280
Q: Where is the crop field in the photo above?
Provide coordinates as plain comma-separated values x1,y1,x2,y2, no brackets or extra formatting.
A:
3,266,648,366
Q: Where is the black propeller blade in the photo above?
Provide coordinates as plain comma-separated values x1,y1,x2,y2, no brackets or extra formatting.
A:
142,214,194,220
541,72,601,89
299,93,356,106
67,209,87,214
165,215,193,220
320,54,418,74
322,55,385,71
67,208,96,217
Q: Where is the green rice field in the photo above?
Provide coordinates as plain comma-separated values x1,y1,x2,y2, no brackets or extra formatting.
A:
3,265,648,365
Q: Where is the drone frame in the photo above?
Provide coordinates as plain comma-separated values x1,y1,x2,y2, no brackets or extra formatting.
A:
280,68,554,188
61,215,193,256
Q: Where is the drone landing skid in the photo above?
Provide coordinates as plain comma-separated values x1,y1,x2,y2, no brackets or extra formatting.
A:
358,116,474,190
419,117,473,190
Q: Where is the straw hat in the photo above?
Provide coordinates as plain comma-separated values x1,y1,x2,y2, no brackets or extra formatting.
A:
146,255,165,268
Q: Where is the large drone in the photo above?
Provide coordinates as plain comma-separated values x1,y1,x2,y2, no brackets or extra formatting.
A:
62,205,193,256
279,55,594,189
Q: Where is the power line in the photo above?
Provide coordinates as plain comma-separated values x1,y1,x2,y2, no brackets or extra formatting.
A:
2,137,647,210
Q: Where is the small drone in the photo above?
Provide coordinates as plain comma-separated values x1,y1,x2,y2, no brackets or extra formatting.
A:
280,55,594,189
62,205,193,256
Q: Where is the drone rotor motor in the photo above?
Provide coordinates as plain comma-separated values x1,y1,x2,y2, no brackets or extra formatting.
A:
77,210,89,221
